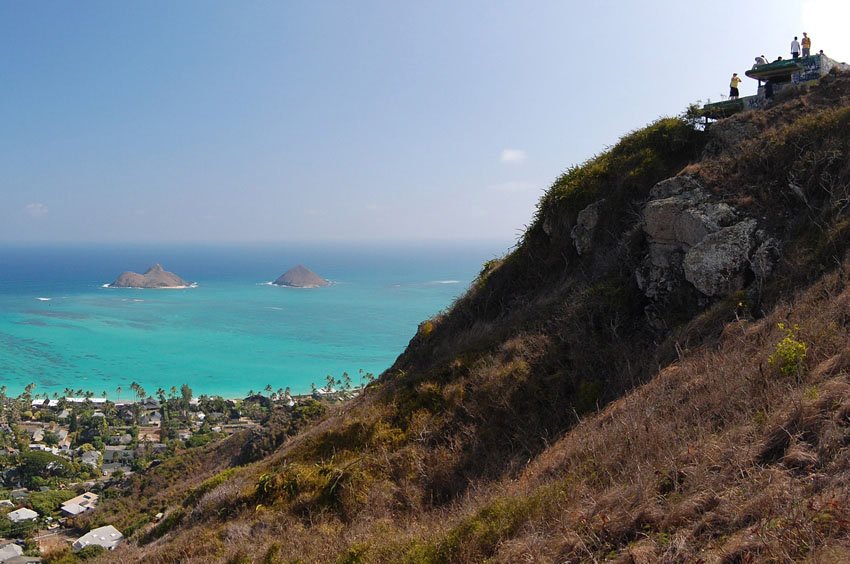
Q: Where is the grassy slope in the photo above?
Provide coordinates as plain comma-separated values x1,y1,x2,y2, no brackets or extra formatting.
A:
68,72,850,563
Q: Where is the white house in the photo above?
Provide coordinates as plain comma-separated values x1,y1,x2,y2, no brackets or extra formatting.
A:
61,492,99,517
0,543,23,561
72,525,123,552
7,507,38,523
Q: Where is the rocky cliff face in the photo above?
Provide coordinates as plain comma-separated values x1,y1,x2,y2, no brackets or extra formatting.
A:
624,175,778,325
108,264,193,288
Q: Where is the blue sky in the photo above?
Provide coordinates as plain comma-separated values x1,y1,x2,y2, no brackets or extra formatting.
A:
2,0,844,243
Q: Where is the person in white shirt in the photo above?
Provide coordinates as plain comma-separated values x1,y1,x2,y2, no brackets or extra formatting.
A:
754,55,768,66
791,37,801,59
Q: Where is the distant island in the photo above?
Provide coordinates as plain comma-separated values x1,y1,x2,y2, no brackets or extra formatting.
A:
108,264,195,289
273,265,330,288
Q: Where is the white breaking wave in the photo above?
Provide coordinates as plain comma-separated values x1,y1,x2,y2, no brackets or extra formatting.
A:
35,297,51,301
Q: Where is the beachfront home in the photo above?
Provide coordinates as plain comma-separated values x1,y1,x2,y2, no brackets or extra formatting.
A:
30,399,60,410
65,397,107,405
72,525,123,552
0,500,13,509
7,507,38,523
60,492,98,517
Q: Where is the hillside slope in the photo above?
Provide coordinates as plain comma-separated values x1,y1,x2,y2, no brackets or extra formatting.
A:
72,71,850,563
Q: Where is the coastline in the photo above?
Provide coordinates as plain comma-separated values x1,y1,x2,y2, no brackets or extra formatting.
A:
102,283,199,289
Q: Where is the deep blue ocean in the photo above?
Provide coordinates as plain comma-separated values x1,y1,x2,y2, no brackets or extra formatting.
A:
0,242,508,398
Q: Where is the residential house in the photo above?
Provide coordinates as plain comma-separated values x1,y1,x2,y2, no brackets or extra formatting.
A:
72,525,123,552
103,446,134,464
101,463,131,476
4,555,43,563
134,443,167,458
0,543,23,562
4,556,42,563
140,410,162,426
7,507,38,523
80,451,100,468
60,492,98,517
30,399,60,410
107,434,132,446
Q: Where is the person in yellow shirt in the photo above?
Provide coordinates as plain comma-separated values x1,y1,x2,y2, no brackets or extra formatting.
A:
729,73,742,100
802,32,812,57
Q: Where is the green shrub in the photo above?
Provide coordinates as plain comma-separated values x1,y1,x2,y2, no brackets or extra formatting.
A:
768,323,808,377
76,545,106,559
29,489,76,516
183,468,238,507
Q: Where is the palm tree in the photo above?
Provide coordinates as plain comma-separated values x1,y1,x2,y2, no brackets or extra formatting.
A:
264,384,273,397
116,386,122,402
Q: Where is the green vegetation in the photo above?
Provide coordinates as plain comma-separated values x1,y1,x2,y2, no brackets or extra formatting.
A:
768,323,808,378
29,489,76,516
531,116,704,240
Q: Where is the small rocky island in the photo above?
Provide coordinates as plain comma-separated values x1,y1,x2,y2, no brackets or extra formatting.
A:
273,265,330,288
108,264,194,289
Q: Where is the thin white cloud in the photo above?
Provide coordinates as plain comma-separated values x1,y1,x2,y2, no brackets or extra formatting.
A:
25,203,48,218
500,149,528,165
489,181,534,193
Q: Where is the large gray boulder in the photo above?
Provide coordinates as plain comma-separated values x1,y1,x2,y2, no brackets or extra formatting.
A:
643,179,736,246
638,176,775,302
683,219,758,296
570,199,605,255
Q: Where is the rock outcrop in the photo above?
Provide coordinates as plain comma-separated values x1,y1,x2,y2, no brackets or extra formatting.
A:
273,265,330,288
108,264,193,289
636,176,778,303
571,199,606,255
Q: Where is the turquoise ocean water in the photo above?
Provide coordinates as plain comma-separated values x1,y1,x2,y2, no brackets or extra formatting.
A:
0,242,507,398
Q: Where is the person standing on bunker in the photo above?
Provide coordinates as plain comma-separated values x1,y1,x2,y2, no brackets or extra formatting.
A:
802,33,811,57
791,36,801,59
729,73,742,100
